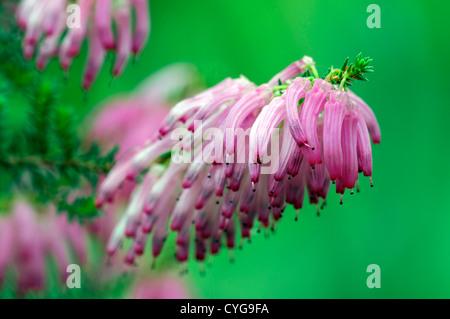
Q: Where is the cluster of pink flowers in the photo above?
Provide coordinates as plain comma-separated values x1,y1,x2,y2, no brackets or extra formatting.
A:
87,63,199,244
96,55,381,267
0,201,88,295
16,0,150,89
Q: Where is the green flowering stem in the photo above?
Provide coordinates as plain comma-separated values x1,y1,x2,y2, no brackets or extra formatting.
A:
324,53,374,89
271,85,289,92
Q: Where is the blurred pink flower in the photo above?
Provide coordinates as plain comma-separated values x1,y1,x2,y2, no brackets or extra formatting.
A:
131,276,191,299
90,97,169,159
16,0,150,89
87,63,201,244
0,201,88,295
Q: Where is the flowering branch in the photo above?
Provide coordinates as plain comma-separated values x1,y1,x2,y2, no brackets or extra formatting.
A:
324,53,374,89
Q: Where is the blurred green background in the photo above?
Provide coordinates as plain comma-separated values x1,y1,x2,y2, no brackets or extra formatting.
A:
44,0,450,298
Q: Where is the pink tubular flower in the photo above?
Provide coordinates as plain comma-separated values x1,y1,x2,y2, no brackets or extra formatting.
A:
323,90,347,180
300,79,332,166
285,77,311,147
356,109,373,179
96,56,382,268
249,95,286,165
224,84,273,157
340,106,359,190
16,0,151,89
0,201,88,295
348,90,381,144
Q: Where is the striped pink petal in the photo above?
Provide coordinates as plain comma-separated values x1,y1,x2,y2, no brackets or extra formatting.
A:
323,90,347,180
356,109,373,178
341,108,359,190
300,79,332,166
225,84,272,155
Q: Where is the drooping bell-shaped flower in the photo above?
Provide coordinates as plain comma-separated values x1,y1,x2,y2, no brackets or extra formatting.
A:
323,90,347,181
340,104,360,190
285,77,311,147
300,79,332,167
